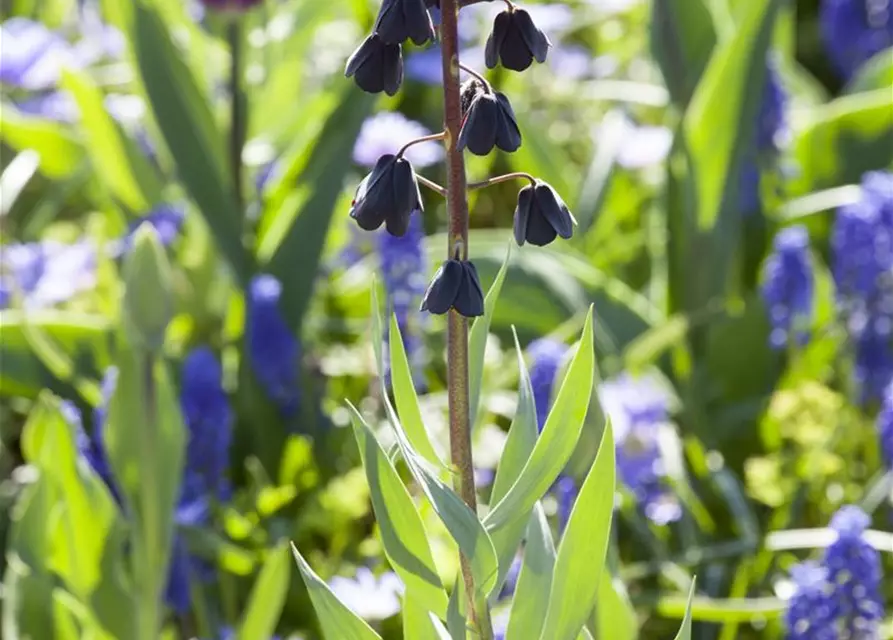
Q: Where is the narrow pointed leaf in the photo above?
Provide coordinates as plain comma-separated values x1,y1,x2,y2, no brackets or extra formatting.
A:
539,420,615,640
290,543,382,640
446,576,466,640
371,283,385,380
389,315,444,468
237,541,290,640
469,244,511,428
347,404,448,618
596,574,637,640
484,309,595,532
505,504,555,640
674,580,697,640
402,596,451,640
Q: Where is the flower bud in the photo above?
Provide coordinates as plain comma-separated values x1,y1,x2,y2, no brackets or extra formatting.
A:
420,258,484,317
350,154,423,237
460,78,485,118
346,34,404,96
513,180,574,247
457,89,521,155
485,8,550,72
375,0,435,46
122,223,173,350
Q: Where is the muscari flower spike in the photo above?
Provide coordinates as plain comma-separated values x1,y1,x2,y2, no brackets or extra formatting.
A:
345,34,403,96
513,180,575,247
821,0,893,80
457,79,522,156
485,6,551,72
420,255,485,317
761,225,814,350
784,561,838,640
374,0,435,46
350,153,423,237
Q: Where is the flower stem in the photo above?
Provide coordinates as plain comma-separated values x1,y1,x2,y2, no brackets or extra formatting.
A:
227,20,246,213
417,174,448,196
468,171,537,190
459,62,492,92
396,131,447,159
440,1,491,636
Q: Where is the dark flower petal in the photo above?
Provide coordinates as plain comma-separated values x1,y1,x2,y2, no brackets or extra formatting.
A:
347,35,403,95
383,42,404,96
385,159,416,237
499,21,534,72
459,94,498,156
494,92,522,152
534,182,573,239
351,155,398,231
345,35,376,78
514,9,550,63
374,0,402,43
485,11,511,69
513,185,534,246
405,0,435,45
376,0,434,45
421,260,463,314
454,261,485,317
525,202,558,246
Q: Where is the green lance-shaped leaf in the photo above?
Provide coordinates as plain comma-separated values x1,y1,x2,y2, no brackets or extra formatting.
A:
674,580,697,640
446,575,466,640
505,504,556,640
0,109,85,178
382,397,499,598
539,420,615,640
122,224,173,352
290,543,382,640
650,0,716,107
596,573,638,640
483,308,595,532
389,315,445,468
103,338,186,640
132,2,251,284
468,243,511,429
402,596,452,640
488,330,539,597
347,403,449,618
237,541,291,640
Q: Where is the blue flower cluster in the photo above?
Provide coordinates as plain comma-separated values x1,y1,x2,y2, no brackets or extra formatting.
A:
785,506,884,639
528,338,569,431
878,383,893,468
832,171,893,401
761,225,814,349
66,346,234,614
820,0,893,80
378,213,429,384
599,373,681,525
247,274,301,417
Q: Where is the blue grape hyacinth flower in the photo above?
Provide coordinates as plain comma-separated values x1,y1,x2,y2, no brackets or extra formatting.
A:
823,505,885,636
784,561,838,640
247,274,301,417
821,0,893,80
528,338,569,431
761,225,814,349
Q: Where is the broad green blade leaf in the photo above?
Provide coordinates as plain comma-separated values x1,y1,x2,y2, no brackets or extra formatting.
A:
650,0,717,106
488,330,539,596
483,309,595,532
237,541,290,640
265,86,374,330
382,398,499,598
389,315,444,468
402,595,451,640
596,574,637,640
684,0,783,231
539,420,615,640
132,3,251,284
0,109,85,178
347,404,448,618
371,283,385,381
469,244,511,429
446,576,466,640
674,580,697,640
60,69,161,212
290,543,382,640
52,589,83,640
505,504,555,640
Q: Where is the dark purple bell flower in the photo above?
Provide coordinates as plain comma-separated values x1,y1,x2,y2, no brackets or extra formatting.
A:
345,34,404,96
420,258,485,317
375,0,435,46
457,81,521,155
485,8,550,72
350,154,423,237
513,180,574,247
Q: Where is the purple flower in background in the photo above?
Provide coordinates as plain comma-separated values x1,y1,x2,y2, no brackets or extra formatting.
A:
406,46,487,85
0,18,71,89
247,275,300,417
15,91,79,121
548,45,593,80
71,367,119,501
761,226,814,349
130,205,186,246
528,338,569,430
784,562,838,640
329,568,404,620
832,171,893,401
879,382,893,468
353,112,444,168
554,474,578,533
823,506,884,636
255,160,279,195
497,554,522,600
821,0,893,80
0,240,97,309
379,214,428,385
615,122,673,170
598,373,681,525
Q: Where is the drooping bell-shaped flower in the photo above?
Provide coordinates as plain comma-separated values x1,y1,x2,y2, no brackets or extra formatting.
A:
513,180,574,247
350,154,423,238
457,80,521,155
346,34,404,96
374,0,435,46
420,257,485,318
485,7,550,72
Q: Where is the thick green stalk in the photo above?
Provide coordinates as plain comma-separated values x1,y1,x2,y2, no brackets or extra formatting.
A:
439,0,491,635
